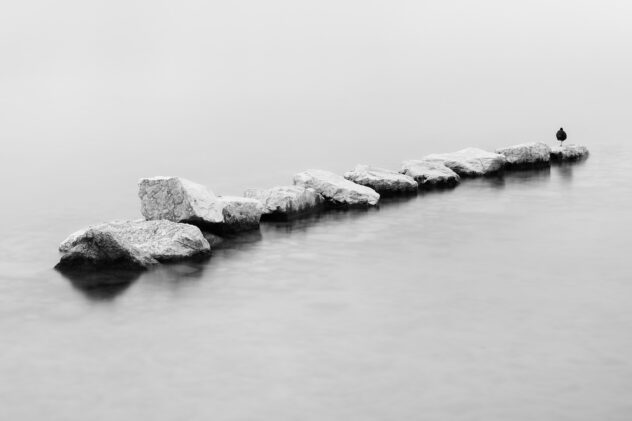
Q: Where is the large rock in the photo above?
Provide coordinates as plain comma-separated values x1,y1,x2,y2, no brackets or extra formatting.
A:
400,160,460,189
56,220,211,271
138,176,224,229
244,186,324,220
424,147,506,177
550,144,589,162
217,196,264,233
495,142,551,168
293,169,380,207
343,165,418,195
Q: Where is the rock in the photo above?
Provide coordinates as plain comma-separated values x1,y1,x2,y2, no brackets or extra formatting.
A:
56,220,210,271
293,169,380,207
424,147,506,177
217,196,264,233
138,176,224,229
400,160,460,189
244,186,324,220
495,142,551,168
550,144,589,162
343,165,418,195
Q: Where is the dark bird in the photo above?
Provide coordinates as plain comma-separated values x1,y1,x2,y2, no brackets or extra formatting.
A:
556,127,567,146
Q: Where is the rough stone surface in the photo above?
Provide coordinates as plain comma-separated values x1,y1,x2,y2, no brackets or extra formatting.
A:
550,144,590,162
495,142,551,168
138,176,224,228
244,186,324,219
424,148,507,177
400,160,460,188
57,220,210,271
218,196,264,233
293,169,380,207
343,165,418,195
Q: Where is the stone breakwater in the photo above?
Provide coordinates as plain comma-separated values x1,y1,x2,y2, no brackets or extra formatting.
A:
55,142,589,274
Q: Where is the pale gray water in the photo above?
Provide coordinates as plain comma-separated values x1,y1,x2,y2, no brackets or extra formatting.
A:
2,0,632,419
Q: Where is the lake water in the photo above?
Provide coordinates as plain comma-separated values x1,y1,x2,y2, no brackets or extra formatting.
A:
1,138,631,420
2,1,632,418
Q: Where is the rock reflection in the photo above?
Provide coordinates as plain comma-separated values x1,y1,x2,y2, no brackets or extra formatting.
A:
57,267,140,301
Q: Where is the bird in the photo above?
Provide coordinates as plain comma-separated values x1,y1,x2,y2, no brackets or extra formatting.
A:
556,127,567,146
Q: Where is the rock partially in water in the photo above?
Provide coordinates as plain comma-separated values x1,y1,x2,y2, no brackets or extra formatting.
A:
244,185,324,220
400,160,460,189
550,144,590,162
217,196,265,233
56,220,210,271
138,176,224,229
424,147,507,177
343,165,418,195
293,169,380,208
495,142,551,168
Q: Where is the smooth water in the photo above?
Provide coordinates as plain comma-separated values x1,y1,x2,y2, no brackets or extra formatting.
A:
2,0,632,419
1,140,631,420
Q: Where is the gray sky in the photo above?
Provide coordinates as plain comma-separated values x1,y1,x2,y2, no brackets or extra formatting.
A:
1,0,631,196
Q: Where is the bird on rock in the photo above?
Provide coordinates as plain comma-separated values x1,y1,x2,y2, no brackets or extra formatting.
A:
556,127,567,146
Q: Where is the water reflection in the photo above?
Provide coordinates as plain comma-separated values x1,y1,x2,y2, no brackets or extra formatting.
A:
58,267,140,301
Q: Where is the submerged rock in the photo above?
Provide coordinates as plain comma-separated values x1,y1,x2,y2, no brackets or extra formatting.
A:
495,142,551,168
400,160,460,189
550,144,589,162
424,148,506,177
293,169,380,207
217,196,264,233
244,186,324,220
343,165,418,195
56,220,210,271
138,176,224,229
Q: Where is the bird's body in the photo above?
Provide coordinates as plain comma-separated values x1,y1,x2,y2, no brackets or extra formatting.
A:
556,127,567,146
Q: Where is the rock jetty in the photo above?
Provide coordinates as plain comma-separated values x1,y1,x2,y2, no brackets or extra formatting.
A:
550,144,590,162
138,176,224,229
400,160,460,189
293,169,380,207
56,142,590,274
424,148,507,177
343,165,418,195
56,220,210,271
496,142,551,168
244,186,324,220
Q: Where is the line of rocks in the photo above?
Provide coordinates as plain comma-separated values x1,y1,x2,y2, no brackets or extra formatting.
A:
55,142,588,274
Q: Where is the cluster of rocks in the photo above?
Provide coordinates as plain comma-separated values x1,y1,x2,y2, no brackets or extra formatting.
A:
56,142,589,273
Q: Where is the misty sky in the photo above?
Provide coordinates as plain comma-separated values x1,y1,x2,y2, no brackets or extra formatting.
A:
1,0,630,203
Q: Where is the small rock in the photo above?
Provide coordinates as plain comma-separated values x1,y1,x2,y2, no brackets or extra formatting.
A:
56,220,210,271
343,165,418,195
550,144,589,162
293,169,380,208
244,186,324,220
218,196,264,233
400,160,460,189
495,142,551,168
424,147,507,177
138,176,224,229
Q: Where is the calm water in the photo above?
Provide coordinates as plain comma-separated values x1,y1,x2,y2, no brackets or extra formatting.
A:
2,1,632,418
1,139,631,420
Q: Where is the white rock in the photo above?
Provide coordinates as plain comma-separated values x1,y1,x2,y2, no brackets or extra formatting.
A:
550,144,590,161
244,186,324,219
424,147,507,176
400,160,460,188
293,169,380,207
495,142,551,168
138,176,224,227
343,165,418,195
218,196,264,233
56,220,210,270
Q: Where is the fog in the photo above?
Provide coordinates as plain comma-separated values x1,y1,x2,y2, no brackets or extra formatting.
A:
1,0,630,218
